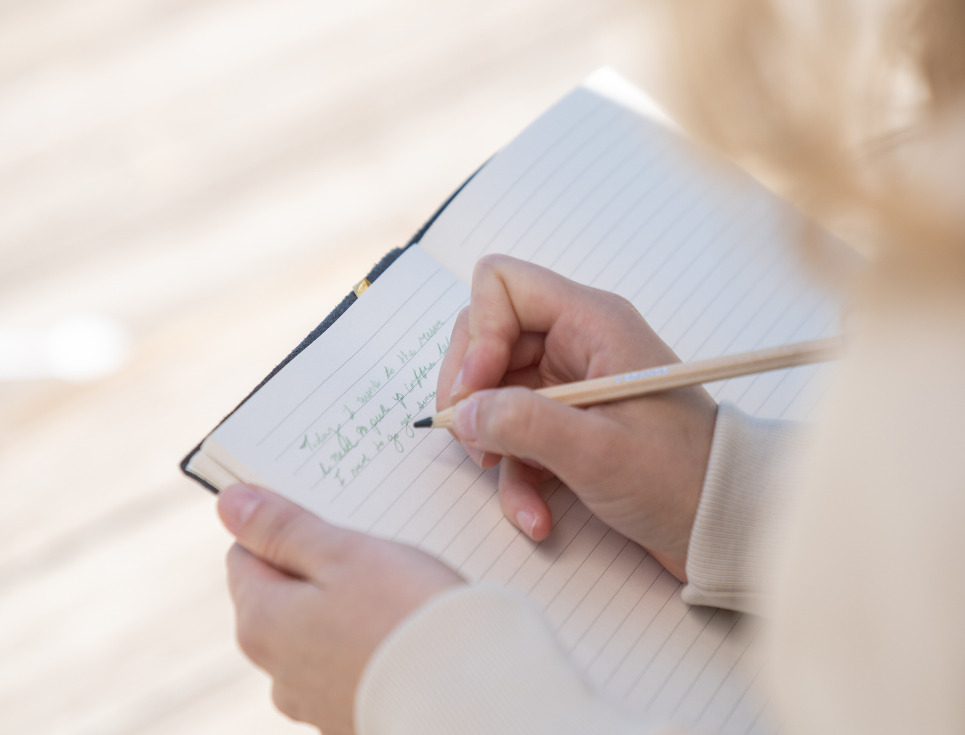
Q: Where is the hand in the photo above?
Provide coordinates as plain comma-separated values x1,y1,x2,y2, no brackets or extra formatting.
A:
217,484,463,735
437,255,717,581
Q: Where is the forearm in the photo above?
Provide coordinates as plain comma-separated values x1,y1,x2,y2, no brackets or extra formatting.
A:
357,584,668,735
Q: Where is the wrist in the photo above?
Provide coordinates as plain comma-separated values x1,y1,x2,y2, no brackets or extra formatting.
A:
682,402,805,614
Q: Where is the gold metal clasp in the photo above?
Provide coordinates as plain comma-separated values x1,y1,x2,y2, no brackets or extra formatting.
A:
353,278,371,297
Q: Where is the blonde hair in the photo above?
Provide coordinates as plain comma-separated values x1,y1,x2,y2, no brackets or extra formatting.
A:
666,0,965,276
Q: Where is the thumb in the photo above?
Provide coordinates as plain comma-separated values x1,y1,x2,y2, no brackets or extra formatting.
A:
451,387,612,489
217,484,347,579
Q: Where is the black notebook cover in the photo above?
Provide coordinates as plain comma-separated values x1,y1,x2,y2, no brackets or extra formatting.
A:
180,165,484,493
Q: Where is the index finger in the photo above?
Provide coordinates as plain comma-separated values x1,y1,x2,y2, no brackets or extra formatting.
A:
452,254,583,402
436,306,470,412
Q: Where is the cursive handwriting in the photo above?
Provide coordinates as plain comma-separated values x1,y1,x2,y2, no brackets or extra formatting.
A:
293,324,450,492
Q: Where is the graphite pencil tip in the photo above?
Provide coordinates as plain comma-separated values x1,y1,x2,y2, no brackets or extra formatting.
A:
412,416,433,429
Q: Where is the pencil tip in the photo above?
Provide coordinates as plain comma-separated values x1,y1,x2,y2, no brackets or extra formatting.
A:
412,417,433,429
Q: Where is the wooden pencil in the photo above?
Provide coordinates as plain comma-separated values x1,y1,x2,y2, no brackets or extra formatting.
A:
413,335,843,430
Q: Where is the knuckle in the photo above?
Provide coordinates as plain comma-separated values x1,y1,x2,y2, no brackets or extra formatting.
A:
517,398,546,446
488,389,541,447
260,508,302,566
224,544,246,592
593,289,638,322
447,307,471,347
438,308,471,408
608,291,638,315
225,541,243,570
271,682,307,722
235,606,271,665
472,253,507,281
319,530,350,569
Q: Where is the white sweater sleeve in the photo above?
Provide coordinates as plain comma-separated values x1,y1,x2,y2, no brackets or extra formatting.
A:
356,584,675,735
682,402,804,614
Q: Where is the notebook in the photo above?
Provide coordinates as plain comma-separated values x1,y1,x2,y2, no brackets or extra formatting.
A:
183,68,840,733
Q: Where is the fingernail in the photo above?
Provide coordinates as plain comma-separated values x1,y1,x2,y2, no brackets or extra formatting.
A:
220,484,261,533
452,397,479,440
516,510,539,539
449,368,465,402
466,446,485,467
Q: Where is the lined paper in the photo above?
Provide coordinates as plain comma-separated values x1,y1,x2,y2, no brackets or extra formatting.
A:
194,69,840,734
423,72,838,425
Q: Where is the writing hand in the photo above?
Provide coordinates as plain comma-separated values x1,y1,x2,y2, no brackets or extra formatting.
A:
436,255,717,581
217,484,463,735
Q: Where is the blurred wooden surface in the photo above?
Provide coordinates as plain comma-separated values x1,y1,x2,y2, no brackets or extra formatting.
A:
0,1,664,732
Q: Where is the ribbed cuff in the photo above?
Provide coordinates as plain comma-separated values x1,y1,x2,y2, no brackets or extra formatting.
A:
682,403,804,615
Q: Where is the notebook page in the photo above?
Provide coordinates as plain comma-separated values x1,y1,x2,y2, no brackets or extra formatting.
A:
201,245,469,523
196,71,842,733
407,70,841,732
421,68,839,421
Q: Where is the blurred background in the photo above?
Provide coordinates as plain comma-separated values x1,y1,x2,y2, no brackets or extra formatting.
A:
0,0,668,732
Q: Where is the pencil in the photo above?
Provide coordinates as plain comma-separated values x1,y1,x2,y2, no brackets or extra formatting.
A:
412,335,843,430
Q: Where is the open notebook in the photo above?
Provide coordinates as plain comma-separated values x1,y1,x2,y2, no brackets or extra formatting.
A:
183,68,839,733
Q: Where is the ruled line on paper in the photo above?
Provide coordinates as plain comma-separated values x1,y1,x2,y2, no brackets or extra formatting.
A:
413,468,497,547
498,120,658,264
471,484,565,581
256,265,444,449
540,528,624,617
467,106,629,261
562,547,651,652
353,436,461,525
527,140,660,267
546,152,668,274
612,595,693,699
652,209,774,359
596,571,681,684
574,170,703,290
512,502,596,594
727,304,833,411
465,487,576,587
382,457,480,541
616,187,738,303
470,128,699,290
282,289,467,496
638,607,719,706
456,95,612,256
443,501,511,569
277,280,463,464
551,145,677,278
208,247,473,508
552,534,634,629
692,623,764,730
666,612,742,716
630,192,765,327
297,320,457,496
719,655,768,734
530,516,605,605
437,483,516,565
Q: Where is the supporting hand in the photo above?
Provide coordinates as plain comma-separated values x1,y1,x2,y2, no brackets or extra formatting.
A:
218,484,463,734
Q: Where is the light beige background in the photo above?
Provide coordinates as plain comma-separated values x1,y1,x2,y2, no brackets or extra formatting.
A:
0,1,668,732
